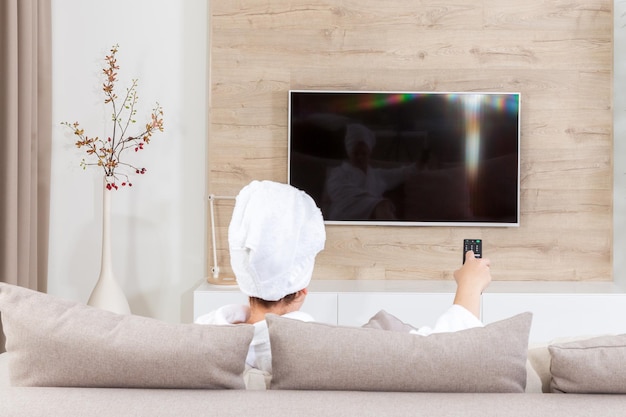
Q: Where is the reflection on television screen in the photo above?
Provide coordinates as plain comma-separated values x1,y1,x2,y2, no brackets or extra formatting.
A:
288,90,520,227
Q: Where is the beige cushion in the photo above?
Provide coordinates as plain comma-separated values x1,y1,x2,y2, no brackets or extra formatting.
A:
528,334,606,393
524,357,543,393
527,344,551,393
0,352,10,388
362,309,417,332
6,388,626,417
0,283,253,389
364,309,542,393
268,312,532,392
549,334,626,393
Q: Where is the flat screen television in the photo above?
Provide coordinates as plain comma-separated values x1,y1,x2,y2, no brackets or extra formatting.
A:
288,90,521,227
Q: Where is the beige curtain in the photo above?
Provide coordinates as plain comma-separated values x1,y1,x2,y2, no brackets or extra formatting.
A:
0,0,52,352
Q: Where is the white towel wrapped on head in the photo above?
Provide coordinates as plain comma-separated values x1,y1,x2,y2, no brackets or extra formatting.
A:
345,123,376,155
228,180,326,301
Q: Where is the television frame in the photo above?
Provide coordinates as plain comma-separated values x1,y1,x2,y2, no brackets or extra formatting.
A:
287,89,521,227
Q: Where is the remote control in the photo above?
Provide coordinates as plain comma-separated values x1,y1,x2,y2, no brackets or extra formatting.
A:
463,239,482,263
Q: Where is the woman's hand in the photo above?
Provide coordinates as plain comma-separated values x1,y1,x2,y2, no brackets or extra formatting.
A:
452,251,492,318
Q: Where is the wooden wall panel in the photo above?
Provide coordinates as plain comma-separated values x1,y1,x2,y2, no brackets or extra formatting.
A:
207,0,613,283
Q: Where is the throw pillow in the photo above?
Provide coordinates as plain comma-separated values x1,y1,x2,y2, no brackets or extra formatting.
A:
528,334,609,393
364,309,542,393
362,309,416,332
0,283,253,389
549,334,626,393
268,312,532,392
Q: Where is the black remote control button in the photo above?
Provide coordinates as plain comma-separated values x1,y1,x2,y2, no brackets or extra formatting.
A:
463,239,482,263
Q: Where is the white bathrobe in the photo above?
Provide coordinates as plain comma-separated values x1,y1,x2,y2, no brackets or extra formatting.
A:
410,304,484,336
325,162,416,220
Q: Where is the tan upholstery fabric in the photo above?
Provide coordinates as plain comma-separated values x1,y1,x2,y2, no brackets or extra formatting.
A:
364,309,542,393
362,309,417,332
527,334,606,393
0,352,9,387
549,334,626,394
0,283,253,389
4,388,626,417
268,312,532,392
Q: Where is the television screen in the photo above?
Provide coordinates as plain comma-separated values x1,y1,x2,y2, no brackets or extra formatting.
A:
288,90,520,227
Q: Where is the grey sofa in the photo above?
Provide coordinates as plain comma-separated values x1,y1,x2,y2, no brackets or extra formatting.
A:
2,283,626,417
2,386,626,417
3,344,626,417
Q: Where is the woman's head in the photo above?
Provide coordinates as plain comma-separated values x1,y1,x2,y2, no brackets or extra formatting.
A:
345,124,375,171
248,289,306,311
228,180,326,301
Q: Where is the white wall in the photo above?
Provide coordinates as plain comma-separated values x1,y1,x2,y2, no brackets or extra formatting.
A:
49,0,208,323
615,1,626,289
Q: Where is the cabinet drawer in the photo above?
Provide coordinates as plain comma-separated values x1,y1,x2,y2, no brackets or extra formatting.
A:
337,293,456,328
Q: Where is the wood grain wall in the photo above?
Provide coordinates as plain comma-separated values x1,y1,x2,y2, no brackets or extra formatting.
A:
207,0,613,283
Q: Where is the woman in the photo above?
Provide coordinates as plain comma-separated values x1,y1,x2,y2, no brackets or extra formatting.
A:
196,180,492,387
325,123,417,220
195,180,326,380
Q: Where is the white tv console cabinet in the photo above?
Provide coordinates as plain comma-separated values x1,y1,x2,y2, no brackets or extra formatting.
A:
194,280,626,344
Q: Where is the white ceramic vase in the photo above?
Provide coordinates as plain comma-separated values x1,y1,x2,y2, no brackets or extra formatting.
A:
87,176,132,314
